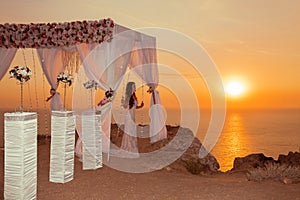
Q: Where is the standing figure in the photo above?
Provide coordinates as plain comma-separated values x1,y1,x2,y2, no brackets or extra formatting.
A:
46,88,63,111
121,82,144,153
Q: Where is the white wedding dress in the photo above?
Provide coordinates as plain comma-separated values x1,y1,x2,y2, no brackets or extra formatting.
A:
121,100,139,154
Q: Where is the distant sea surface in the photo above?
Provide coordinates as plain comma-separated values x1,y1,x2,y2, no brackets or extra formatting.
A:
156,108,300,171
1,108,299,172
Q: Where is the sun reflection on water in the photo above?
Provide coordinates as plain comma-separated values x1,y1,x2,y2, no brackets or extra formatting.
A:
212,112,252,172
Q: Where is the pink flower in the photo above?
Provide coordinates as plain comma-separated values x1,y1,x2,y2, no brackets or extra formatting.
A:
0,18,114,48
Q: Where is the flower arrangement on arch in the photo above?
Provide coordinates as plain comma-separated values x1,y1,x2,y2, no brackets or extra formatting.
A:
83,80,101,89
0,18,114,48
57,72,73,86
9,66,32,82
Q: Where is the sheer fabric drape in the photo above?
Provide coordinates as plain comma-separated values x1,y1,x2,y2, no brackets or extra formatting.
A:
76,27,136,157
149,89,167,143
130,35,167,143
0,48,17,81
36,48,68,110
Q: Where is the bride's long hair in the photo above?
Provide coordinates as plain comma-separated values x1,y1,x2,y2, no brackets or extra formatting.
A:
125,82,137,109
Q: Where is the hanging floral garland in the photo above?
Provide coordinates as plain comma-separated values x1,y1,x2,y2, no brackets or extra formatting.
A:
0,18,114,48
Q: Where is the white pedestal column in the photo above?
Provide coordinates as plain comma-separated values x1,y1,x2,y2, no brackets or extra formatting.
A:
49,111,75,183
4,112,37,200
82,111,102,170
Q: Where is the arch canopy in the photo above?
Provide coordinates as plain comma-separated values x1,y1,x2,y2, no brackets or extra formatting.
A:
0,18,167,156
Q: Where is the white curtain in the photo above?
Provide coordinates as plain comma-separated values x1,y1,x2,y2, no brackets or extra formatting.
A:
149,89,167,143
130,35,167,143
36,47,69,109
76,26,136,157
37,48,65,88
130,34,158,85
0,48,18,81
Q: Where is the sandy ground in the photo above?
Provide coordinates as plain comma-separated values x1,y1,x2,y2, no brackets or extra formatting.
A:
0,141,299,200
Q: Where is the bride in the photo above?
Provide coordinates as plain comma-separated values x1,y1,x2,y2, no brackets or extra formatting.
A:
120,82,144,153
46,88,63,111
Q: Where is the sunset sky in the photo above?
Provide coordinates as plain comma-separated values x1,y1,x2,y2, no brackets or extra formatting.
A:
0,0,299,110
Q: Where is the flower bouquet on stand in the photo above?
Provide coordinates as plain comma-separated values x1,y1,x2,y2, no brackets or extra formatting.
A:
57,72,73,110
6,66,36,199
83,80,101,110
50,72,75,183
82,80,111,170
9,66,32,112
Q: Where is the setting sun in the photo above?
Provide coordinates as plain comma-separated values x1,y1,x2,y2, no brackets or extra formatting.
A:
225,81,246,97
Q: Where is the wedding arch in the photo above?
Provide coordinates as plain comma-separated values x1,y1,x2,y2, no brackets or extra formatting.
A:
0,18,167,154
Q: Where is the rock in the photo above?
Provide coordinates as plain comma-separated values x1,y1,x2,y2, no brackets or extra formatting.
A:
112,124,220,175
232,153,275,172
199,154,220,172
167,127,220,174
278,152,300,167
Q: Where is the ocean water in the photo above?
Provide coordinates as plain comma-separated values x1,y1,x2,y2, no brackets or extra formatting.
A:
136,108,300,171
1,108,299,172
211,109,300,171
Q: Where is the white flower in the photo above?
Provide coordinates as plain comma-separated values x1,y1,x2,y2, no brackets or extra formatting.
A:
8,66,31,82
57,72,73,86
9,72,14,78
83,80,100,89
20,69,27,76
